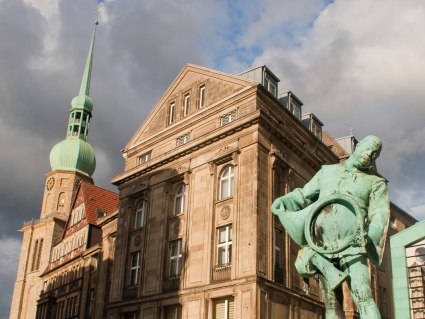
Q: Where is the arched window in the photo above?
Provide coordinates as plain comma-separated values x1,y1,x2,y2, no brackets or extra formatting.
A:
174,184,185,215
219,165,234,200
57,192,66,211
134,200,145,229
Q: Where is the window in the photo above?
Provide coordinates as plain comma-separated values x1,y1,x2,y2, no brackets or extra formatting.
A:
129,252,141,286
183,93,190,116
311,122,321,140
274,228,285,284
292,103,301,120
31,240,39,271
176,132,190,147
274,229,284,268
139,152,152,164
264,75,277,97
217,225,232,265
199,85,206,108
57,192,66,210
165,305,182,319
169,102,175,125
134,200,145,229
174,185,185,215
36,239,43,270
31,239,43,271
88,288,95,315
169,239,183,278
269,81,276,97
220,110,237,126
219,166,234,200
123,313,138,319
214,297,234,319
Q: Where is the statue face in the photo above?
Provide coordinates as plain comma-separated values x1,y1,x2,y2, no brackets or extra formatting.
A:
351,136,382,170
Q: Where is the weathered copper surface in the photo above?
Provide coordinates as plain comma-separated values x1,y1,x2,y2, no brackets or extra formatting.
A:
272,135,390,319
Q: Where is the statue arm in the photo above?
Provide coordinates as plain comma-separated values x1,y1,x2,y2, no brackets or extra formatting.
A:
272,168,322,215
366,179,390,265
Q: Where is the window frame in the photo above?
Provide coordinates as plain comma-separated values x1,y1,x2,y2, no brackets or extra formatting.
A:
134,200,146,229
129,251,141,286
183,93,190,116
173,184,185,216
139,151,152,164
169,239,183,278
169,102,175,125
219,165,235,200
217,225,232,266
214,297,234,319
199,85,206,109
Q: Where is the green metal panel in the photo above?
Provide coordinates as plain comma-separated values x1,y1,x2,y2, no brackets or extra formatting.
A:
390,220,425,318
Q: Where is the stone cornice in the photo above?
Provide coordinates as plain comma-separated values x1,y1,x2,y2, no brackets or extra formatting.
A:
112,112,260,186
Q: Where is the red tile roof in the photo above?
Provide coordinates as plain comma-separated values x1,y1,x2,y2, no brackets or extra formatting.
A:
78,182,119,225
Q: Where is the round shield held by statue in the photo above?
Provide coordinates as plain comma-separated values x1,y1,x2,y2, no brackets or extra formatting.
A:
304,193,364,255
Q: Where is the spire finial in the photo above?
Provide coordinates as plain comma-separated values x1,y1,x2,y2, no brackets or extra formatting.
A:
78,9,100,96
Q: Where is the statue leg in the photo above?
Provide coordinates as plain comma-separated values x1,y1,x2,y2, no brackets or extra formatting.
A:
342,255,381,319
319,275,346,319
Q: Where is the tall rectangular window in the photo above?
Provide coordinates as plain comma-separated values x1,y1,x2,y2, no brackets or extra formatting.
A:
219,166,234,200
274,228,285,284
199,85,205,108
169,239,183,278
129,251,141,286
183,94,190,116
217,225,232,265
274,229,284,268
134,200,145,229
169,102,175,125
165,305,182,319
214,297,234,319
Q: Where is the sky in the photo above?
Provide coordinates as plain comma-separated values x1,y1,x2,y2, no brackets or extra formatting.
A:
2,0,425,316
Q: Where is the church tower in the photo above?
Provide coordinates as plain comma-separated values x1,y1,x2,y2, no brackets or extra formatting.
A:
10,16,99,319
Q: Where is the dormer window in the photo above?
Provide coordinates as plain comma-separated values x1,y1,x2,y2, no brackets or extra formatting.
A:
183,93,190,116
139,151,152,164
264,76,277,97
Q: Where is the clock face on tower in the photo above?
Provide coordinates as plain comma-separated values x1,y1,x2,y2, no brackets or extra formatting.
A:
75,178,82,189
46,177,55,191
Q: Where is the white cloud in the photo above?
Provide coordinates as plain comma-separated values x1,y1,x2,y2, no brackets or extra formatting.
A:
245,0,425,216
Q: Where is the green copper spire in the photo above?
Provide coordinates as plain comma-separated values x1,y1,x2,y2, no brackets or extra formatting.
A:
49,13,100,177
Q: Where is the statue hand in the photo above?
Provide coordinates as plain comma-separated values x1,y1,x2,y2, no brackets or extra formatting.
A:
272,199,286,216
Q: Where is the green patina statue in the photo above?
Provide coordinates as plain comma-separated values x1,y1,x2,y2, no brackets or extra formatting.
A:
272,135,390,319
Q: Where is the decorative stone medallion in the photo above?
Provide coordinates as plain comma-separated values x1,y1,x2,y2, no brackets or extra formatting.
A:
134,234,142,247
220,205,231,220
173,220,181,236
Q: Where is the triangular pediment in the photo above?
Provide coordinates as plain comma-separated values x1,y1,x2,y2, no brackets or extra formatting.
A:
125,64,256,151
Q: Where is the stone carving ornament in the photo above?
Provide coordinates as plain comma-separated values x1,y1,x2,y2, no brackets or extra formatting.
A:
220,205,231,220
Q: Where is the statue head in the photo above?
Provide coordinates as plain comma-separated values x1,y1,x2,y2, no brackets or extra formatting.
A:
349,135,382,170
